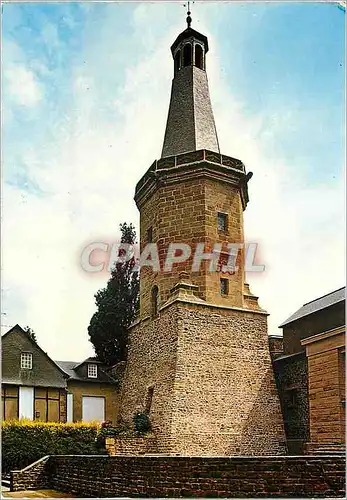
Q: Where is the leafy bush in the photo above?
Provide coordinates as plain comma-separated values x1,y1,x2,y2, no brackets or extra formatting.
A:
133,412,151,435
2,420,107,473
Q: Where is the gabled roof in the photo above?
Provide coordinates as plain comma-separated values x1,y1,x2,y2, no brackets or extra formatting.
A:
279,286,345,328
2,324,69,379
72,356,102,370
55,360,117,384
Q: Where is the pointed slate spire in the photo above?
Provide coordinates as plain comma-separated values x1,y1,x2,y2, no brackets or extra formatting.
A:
161,17,220,158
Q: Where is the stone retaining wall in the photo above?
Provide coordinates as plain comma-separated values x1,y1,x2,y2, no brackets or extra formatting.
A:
10,456,50,491
10,455,345,497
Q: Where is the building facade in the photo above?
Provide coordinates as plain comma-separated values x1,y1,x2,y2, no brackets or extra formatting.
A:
273,287,345,454
2,325,68,422
120,16,286,456
56,358,119,424
2,325,119,423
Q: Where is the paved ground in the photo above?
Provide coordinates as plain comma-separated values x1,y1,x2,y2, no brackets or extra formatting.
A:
1,487,75,498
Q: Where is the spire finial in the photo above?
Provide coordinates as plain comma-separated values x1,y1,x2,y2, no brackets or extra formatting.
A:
184,1,193,28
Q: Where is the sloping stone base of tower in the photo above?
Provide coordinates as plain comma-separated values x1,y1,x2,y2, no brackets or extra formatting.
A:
120,297,287,456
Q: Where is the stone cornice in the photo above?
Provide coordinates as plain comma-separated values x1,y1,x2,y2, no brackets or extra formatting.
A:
159,295,268,316
134,149,250,211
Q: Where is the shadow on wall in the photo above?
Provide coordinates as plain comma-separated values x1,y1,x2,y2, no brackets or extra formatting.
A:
238,366,287,456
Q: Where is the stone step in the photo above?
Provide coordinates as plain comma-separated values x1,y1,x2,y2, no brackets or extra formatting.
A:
306,442,345,455
1,478,11,488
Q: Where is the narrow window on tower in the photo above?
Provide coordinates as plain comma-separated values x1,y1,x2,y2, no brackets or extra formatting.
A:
183,43,192,67
174,50,181,75
220,278,229,296
217,212,228,232
151,285,159,317
195,44,203,70
145,386,154,414
147,226,153,243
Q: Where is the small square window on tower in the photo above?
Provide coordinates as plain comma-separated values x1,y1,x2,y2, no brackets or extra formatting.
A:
217,212,228,232
147,226,153,243
21,352,33,369
220,278,229,296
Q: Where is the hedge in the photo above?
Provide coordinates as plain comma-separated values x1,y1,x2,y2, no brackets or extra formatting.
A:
2,420,107,473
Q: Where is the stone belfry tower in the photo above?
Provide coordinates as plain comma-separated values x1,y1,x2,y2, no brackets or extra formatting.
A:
120,10,286,456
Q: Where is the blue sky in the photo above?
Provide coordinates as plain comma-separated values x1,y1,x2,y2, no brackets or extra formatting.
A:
2,2,345,360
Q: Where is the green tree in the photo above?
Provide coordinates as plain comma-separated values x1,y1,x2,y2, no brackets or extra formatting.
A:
24,326,37,344
88,223,139,366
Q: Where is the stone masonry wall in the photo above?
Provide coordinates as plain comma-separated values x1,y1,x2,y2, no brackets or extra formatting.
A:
105,437,158,456
120,305,180,453
273,353,309,455
12,455,345,497
10,456,50,491
169,302,286,456
268,336,284,359
308,348,344,444
121,299,286,456
139,176,248,320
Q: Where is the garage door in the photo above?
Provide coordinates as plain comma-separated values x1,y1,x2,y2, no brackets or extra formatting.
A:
82,396,105,422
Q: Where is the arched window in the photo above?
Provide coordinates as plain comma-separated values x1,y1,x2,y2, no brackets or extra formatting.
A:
195,44,203,70
151,285,159,317
183,43,192,67
174,50,181,75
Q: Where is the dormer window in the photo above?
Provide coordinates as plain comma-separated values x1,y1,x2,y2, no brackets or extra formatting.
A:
21,352,32,369
88,364,98,378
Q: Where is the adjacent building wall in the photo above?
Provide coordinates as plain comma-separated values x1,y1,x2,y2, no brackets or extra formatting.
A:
302,327,345,449
273,353,309,455
2,327,67,389
67,381,119,424
282,302,345,355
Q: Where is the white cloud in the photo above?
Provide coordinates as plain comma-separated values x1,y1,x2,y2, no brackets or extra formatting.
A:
5,64,43,107
2,4,344,361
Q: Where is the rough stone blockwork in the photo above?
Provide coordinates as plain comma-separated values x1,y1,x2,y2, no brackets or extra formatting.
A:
10,456,50,491
105,437,158,456
11,455,346,498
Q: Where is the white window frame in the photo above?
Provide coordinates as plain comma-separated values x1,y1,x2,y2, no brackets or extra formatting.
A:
21,352,33,369
87,363,98,378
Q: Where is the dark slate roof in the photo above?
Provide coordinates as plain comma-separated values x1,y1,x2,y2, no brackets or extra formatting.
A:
72,356,102,370
55,360,116,384
279,286,345,328
272,351,305,363
171,27,209,54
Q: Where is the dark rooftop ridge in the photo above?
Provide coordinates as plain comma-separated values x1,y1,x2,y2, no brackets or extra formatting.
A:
279,286,345,328
302,286,345,306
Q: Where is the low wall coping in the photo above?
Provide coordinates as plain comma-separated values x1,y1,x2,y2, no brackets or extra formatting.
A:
11,455,50,473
